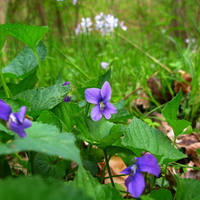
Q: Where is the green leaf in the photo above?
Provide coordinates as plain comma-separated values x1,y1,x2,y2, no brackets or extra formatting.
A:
109,108,133,123
0,176,92,200
8,72,37,96
1,24,49,49
52,102,82,132
14,84,70,115
0,26,7,51
1,98,30,113
162,90,192,137
148,189,172,200
86,68,111,88
83,160,98,176
78,69,112,99
176,178,200,200
122,117,186,163
33,153,68,180
72,165,123,200
2,41,47,79
166,119,191,136
75,115,125,148
162,90,182,120
0,122,81,164
0,123,10,133
37,110,62,131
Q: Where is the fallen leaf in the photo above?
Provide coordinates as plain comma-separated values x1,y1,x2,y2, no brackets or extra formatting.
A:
131,91,150,109
181,169,200,179
98,155,128,190
174,70,192,94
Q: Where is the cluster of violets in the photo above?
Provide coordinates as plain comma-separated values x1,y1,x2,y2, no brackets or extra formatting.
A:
75,12,127,36
0,81,160,198
85,82,160,197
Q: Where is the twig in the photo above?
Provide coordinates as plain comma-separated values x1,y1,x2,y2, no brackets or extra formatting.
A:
121,87,143,101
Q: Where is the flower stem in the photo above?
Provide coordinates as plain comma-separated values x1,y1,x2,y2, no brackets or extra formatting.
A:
85,103,90,117
33,49,45,86
161,164,168,188
0,51,12,98
103,148,115,188
0,71,12,98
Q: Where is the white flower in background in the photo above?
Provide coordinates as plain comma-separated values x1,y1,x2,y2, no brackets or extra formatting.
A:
75,13,127,36
119,21,127,31
75,18,93,35
101,62,110,69
72,0,77,4
95,13,119,35
185,38,196,44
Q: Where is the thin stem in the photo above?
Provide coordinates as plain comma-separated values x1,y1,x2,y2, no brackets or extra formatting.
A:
0,51,12,98
87,143,92,158
161,164,168,188
116,32,173,74
33,49,45,86
0,71,11,98
121,87,143,101
100,162,107,184
85,103,90,116
103,148,115,188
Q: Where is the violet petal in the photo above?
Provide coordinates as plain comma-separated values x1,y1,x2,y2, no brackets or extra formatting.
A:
101,81,111,102
121,166,132,175
64,96,71,102
21,118,32,129
14,106,27,123
62,82,70,86
85,88,101,104
91,104,102,121
8,121,27,138
104,102,117,114
125,172,145,198
137,154,160,177
0,100,12,121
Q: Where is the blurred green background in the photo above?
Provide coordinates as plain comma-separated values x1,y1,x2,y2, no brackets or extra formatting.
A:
1,0,200,124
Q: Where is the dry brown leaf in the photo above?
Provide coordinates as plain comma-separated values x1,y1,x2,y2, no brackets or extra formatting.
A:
147,76,163,100
7,153,28,176
150,112,174,140
98,155,128,190
177,133,200,146
176,134,200,167
181,170,200,179
131,91,150,109
174,70,192,94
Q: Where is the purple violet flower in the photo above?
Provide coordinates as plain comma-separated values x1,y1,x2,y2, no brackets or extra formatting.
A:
85,81,117,121
64,96,71,102
121,153,160,198
0,100,32,138
62,82,71,102
62,82,70,86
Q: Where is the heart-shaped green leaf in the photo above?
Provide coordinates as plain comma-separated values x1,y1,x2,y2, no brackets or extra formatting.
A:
122,117,186,163
1,24,49,49
0,122,81,164
2,41,47,79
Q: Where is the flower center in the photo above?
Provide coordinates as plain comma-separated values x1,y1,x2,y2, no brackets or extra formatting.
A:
99,101,105,111
9,113,18,124
131,164,137,175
